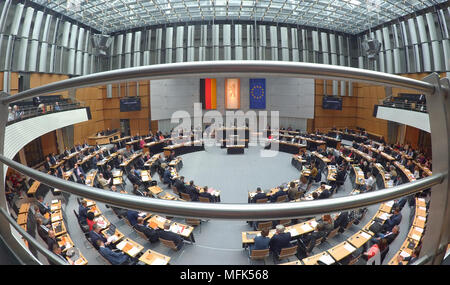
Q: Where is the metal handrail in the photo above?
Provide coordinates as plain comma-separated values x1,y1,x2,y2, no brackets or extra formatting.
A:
0,61,435,105
0,154,445,220
0,208,67,265
7,102,84,124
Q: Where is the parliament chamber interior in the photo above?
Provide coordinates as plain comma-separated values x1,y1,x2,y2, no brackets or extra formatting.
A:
0,0,449,267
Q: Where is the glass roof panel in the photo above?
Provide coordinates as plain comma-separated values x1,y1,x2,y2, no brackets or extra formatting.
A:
29,0,447,34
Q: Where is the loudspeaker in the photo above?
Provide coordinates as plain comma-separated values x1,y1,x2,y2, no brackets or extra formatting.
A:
86,107,92,120
91,34,113,57
373,105,379,117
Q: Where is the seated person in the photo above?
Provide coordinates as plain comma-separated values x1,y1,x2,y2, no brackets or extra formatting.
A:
321,214,334,235
297,175,308,196
333,211,349,233
363,172,376,192
37,196,51,215
302,223,328,253
50,244,74,265
78,173,86,185
127,167,142,186
34,205,50,226
89,224,111,250
86,211,96,231
370,225,399,246
199,186,215,202
126,209,139,227
186,180,200,201
383,208,402,232
163,167,173,186
251,187,267,203
97,173,111,190
396,247,420,265
46,230,61,251
174,176,187,195
269,225,292,257
134,217,159,243
270,186,287,203
133,184,147,197
36,218,49,241
287,181,299,201
249,228,270,254
78,200,89,225
97,240,130,265
317,182,331,200
158,221,184,250
103,165,113,181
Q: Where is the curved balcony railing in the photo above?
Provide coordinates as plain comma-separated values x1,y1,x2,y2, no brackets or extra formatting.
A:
0,61,448,265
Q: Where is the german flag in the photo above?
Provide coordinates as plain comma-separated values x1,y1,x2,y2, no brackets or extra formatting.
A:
200,78,217,110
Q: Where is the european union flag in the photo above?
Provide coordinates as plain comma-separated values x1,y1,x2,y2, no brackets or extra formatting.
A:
249,78,266,109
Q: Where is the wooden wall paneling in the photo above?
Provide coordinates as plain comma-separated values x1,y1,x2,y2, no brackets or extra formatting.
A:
40,131,58,156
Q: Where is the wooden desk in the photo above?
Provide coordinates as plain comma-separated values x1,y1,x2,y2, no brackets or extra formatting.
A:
17,213,28,225
88,205,102,217
279,260,302,265
50,200,62,212
148,186,163,197
70,252,88,266
88,131,120,145
101,228,125,244
148,215,194,238
50,210,63,223
302,252,335,265
19,203,30,214
116,238,144,258
52,220,67,236
113,177,123,186
27,181,40,197
139,249,171,265
327,241,357,262
112,170,123,177
347,230,373,248
140,170,152,182
94,215,110,229
327,165,337,181
352,165,365,186
58,234,75,251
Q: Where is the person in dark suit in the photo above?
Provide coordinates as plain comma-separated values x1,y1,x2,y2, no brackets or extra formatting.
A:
270,186,287,203
269,225,292,257
383,208,402,232
73,163,86,181
251,187,267,203
370,225,399,246
174,176,187,195
317,183,331,200
186,180,199,201
333,211,349,232
46,230,61,251
250,228,270,254
199,186,215,202
97,240,130,265
158,222,184,250
63,147,71,157
49,244,74,265
49,153,57,165
33,96,41,106
78,200,89,225
78,173,86,185
134,217,159,243
126,210,139,227
302,223,328,253
44,157,53,171
37,196,51,215
36,218,49,241
89,224,110,250
127,169,142,186
103,165,113,181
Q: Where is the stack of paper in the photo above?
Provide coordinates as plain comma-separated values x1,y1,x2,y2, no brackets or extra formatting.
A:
156,216,166,223
300,224,313,232
151,258,167,265
400,251,411,258
51,200,59,204
288,228,299,236
116,241,126,250
128,247,140,257
360,232,372,239
318,254,335,265
343,243,356,253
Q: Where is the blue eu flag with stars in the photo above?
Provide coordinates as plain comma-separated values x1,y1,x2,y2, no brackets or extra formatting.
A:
249,78,266,109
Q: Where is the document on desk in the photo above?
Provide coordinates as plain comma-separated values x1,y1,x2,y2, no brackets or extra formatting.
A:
128,247,140,257
379,213,390,220
309,220,318,228
107,236,118,243
116,241,126,250
343,243,356,253
418,216,426,221
360,232,372,239
288,228,299,236
151,258,167,265
156,216,166,223
411,234,421,241
319,254,335,265
385,200,395,207
400,251,411,258
51,200,59,204
414,227,424,233
300,224,313,232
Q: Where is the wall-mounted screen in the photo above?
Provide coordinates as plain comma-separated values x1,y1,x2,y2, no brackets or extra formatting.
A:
322,96,342,110
120,97,141,112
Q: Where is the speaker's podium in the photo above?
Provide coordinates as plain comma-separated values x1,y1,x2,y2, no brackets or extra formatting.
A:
225,135,245,155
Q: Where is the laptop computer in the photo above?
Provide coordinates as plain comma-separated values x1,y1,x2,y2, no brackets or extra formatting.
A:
106,224,116,236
